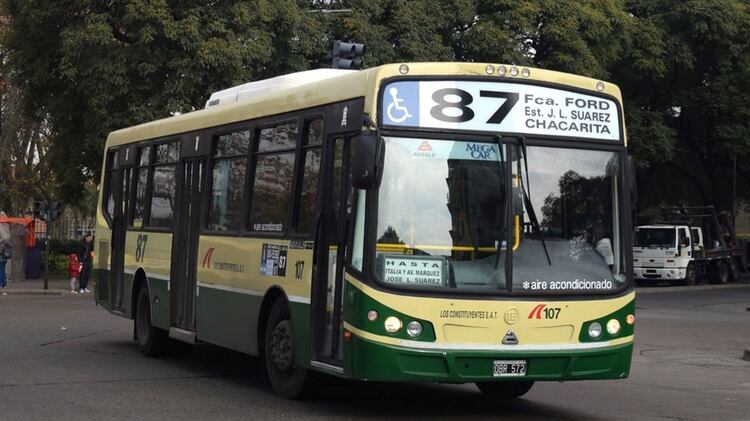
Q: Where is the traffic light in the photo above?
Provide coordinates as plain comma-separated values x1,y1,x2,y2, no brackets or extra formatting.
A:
34,201,46,220
331,40,365,70
48,201,62,222
33,200,62,221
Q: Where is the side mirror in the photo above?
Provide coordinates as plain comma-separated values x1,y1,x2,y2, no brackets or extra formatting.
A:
627,155,638,206
351,131,384,189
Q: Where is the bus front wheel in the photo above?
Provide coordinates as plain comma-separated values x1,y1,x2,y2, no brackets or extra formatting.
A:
476,381,535,399
264,298,315,399
135,286,168,357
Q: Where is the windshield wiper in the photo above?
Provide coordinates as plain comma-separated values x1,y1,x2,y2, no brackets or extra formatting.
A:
517,136,551,266
494,136,506,269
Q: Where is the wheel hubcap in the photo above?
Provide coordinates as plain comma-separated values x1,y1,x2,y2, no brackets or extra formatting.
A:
270,320,294,371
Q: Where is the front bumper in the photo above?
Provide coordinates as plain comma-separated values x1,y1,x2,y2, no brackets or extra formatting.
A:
634,266,685,280
347,335,633,382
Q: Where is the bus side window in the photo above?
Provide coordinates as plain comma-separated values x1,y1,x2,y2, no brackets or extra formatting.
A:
249,122,299,233
132,145,151,228
148,141,180,229
208,130,250,232
294,118,323,235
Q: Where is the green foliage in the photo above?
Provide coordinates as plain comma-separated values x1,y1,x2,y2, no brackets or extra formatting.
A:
48,238,80,255
3,0,319,203
614,0,750,212
47,253,70,277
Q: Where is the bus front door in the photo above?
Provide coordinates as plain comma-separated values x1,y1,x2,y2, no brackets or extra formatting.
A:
312,135,356,368
169,156,206,336
111,165,132,312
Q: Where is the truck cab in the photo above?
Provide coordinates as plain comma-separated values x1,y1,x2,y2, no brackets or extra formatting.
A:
633,225,703,284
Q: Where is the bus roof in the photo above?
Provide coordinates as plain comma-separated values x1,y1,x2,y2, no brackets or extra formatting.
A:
104,62,624,149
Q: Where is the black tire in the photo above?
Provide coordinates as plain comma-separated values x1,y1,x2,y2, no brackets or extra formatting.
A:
476,381,535,399
684,263,698,286
264,298,316,399
135,287,169,357
728,258,739,282
708,261,729,284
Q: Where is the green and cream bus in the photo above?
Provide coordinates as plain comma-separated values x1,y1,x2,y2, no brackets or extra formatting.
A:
95,62,635,399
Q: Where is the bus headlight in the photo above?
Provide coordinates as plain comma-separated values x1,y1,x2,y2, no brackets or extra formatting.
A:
607,319,621,335
406,321,423,338
626,314,635,325
384,316,402,333
366,310,378,322
588,322,603,338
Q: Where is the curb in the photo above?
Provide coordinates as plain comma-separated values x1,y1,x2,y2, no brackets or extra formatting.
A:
0,289,67,296
636,283,750,294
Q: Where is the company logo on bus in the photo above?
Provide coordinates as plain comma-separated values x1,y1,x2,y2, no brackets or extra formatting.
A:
202,248,215,268
528,304,561,320
413,141,435,158
201,247,245,273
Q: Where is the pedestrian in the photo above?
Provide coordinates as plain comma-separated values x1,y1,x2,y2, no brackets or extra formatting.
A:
0,239,11,288
77,234,94,293
69,252,82,294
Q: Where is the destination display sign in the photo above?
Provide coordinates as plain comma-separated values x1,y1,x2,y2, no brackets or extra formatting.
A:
383,256,446,286
381,80,621,141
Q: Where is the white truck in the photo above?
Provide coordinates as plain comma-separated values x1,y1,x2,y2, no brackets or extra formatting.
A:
633,224,704,284
633,206,749,285
633,206,750,285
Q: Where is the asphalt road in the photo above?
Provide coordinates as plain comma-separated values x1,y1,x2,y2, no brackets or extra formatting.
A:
1,285,749,421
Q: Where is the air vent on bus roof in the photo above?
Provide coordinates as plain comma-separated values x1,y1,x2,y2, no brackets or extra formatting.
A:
204,69,356,109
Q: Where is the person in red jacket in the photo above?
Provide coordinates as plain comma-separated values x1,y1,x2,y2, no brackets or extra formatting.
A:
69,253,82,294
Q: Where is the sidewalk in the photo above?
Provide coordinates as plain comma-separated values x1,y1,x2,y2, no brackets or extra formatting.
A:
0,278,78,296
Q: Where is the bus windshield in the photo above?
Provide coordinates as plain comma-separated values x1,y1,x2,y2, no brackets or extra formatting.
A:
374,137,626,294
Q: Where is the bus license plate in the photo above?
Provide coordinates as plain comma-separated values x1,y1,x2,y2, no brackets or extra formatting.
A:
492,360,527,377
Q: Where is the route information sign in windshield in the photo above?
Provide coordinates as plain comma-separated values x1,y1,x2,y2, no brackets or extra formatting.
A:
381,80,621,142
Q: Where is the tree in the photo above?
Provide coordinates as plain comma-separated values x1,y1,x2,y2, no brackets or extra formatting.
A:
459,0,631,79
612,0,750,214
0,6,56,216
3,0,324,204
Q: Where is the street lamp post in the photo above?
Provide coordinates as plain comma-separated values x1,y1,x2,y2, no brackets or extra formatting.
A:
732,154,737,228
34,200,61,290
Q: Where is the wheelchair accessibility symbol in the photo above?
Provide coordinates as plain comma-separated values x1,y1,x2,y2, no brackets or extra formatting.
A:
386,87,412,123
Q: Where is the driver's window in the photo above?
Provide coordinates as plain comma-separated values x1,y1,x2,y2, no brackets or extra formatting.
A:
679,228,689,248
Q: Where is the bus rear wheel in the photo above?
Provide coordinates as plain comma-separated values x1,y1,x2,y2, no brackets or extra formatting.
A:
476,380,535,399
135,287,168,357
264,298,316,399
